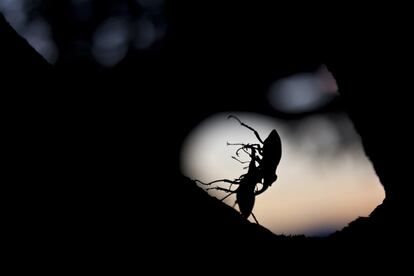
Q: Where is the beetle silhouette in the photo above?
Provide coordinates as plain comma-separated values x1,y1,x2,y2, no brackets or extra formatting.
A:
226,115,282,195
196,146,262,222
195,115,282,223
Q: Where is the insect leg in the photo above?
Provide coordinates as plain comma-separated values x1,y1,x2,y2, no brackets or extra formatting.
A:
220,192,235,202
194,179,239,186
231,156,249,164
254,184,269,196
206,187,237,201
227,142,260,148
210,186,237,193
251,213,260,224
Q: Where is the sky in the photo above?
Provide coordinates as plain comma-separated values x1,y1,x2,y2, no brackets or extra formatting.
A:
0,0,385,237
180,112,385,237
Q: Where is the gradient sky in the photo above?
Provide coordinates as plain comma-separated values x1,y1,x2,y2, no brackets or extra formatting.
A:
180,112,385,237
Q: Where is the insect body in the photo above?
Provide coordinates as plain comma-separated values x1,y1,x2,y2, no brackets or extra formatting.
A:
234,147,260,219
227,115,282,195
195,115,282,223
196,147,261,222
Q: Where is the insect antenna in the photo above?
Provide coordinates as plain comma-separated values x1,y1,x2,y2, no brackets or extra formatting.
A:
228,115,264,144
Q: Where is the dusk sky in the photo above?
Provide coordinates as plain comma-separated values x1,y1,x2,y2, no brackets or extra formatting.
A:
181,112,385,236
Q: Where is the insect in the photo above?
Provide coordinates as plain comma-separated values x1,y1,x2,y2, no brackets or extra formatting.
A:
195,115,282,223
196,146,262,223
226,115,282,195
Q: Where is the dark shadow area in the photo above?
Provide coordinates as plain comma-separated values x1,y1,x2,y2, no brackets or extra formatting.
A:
2,0,412,268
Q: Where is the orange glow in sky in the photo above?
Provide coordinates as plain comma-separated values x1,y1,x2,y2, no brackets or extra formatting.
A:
180,112,385,236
